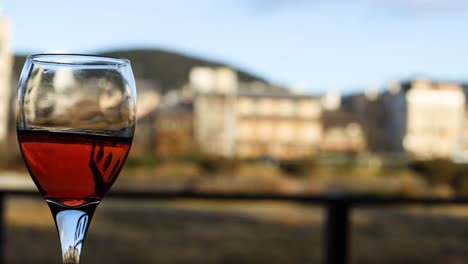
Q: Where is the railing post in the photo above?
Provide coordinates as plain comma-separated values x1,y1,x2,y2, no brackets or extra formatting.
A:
324,194,350,264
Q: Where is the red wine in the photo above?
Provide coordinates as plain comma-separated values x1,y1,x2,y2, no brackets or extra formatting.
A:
18,130,132,207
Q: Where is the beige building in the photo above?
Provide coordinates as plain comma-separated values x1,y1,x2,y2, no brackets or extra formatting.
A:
127,83,160,157
0,17,12,146
192,67,322,160
403,80,465,159
154,103,193,157
453,108,468,162
235,93,322,159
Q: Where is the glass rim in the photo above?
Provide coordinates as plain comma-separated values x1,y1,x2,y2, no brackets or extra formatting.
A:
27,53,131,66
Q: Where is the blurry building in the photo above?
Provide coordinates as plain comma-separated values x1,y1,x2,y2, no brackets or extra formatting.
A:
320,109,366,153
191,67,322,160
320,91,366,152
340,91,384,152
127,80,160,157
0,17,12,148
150,66,468,161
192,67,237,157
403,79,465,159
340,83,407,153
453,85,468,162
154,102,193,157
331,79,464,159
235,92,322,159
379,81,407,152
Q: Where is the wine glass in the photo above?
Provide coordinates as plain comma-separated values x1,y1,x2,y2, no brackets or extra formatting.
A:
16,54,136,264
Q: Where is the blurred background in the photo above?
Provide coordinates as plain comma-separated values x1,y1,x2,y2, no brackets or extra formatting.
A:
2,0,468,263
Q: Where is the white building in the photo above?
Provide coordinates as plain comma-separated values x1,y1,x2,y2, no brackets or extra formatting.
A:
192,67,237,157
403,80,465,159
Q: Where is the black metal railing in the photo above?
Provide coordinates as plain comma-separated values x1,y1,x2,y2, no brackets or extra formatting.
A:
2,189,468,264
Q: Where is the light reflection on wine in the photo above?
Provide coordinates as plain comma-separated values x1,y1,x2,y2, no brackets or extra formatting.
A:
89,144,122,197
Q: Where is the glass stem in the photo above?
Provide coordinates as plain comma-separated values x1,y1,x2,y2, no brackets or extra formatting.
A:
47,201,100,264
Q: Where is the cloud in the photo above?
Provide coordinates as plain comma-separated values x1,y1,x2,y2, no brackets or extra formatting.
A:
238,0,468,17
370,0,468,17
236,0,320,13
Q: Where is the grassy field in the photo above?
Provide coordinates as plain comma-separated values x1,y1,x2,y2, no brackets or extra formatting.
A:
114,162,430,197
5,196,468,264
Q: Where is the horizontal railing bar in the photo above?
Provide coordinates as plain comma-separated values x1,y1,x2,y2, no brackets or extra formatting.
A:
2,189,468,206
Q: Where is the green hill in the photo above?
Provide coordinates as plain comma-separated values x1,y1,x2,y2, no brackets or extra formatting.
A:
13,49,267,93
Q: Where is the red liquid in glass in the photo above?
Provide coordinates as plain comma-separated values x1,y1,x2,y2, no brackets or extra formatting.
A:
18,130,132,207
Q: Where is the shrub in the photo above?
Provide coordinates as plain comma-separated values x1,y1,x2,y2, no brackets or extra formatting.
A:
125,153,159,167
408,158,459,186
279,158,317,177
195,155,240,175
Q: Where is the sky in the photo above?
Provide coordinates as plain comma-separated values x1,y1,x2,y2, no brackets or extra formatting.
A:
3,0,468,94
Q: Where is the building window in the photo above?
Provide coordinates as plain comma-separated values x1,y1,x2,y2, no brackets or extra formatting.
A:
290,100,297,116
249,98,257,115
238,97,256,115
